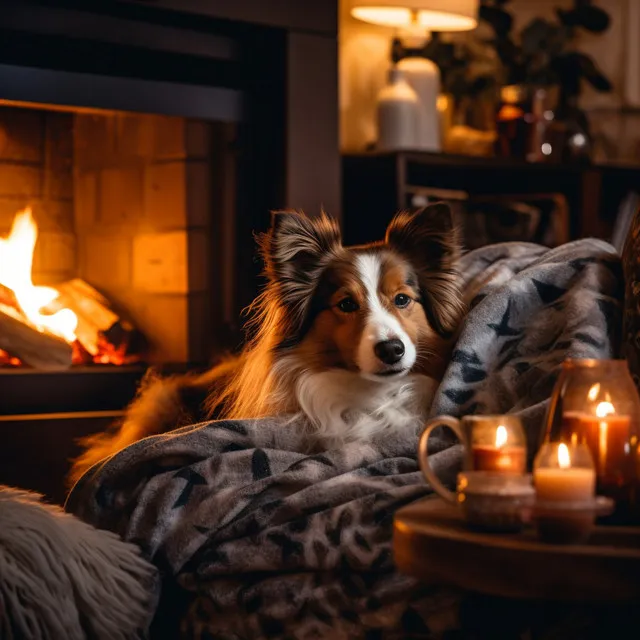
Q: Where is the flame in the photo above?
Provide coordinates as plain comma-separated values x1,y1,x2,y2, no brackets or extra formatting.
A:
557,443,571,469
0,208,77,342
495,425,508,448
595,401,615,418
587,383,600,401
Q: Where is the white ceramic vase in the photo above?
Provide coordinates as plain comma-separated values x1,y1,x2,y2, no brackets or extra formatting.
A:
376,68,419,151
397,56,442,152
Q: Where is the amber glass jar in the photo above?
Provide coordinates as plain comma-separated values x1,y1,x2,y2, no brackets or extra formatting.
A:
540,359,640,524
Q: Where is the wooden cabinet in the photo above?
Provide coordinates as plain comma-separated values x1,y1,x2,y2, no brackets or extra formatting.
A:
343,152,640,247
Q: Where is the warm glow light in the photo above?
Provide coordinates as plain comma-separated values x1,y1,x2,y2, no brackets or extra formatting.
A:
557,443,571,469
587,383,600,401
350,1,478,30
352,6,412,26
495,425,508,448
0,208,77,342
416,9,477,30
595,399,614,472
595,401,615,418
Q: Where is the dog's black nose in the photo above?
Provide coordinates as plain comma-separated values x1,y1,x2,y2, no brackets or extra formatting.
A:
374,339,405,365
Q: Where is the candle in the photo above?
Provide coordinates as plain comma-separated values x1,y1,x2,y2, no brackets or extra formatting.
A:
472,424,526,473
561,402,631,477
533,442,598,543
534,443,595,502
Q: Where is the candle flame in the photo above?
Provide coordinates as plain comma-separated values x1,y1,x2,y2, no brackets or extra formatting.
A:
595,401,615,418
587,383,600,401
557,443,571,469
495,425,508,448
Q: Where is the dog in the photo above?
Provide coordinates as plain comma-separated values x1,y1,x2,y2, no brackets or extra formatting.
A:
69,203,465,486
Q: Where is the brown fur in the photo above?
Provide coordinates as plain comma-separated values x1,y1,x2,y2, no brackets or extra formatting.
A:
67,205,464,488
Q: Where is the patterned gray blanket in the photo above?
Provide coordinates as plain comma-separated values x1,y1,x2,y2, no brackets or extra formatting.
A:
66,239,622,639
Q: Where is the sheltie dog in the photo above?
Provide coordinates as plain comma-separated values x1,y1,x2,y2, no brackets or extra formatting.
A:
69,203,465,485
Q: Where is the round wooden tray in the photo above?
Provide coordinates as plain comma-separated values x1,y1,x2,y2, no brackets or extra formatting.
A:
394,497,640,603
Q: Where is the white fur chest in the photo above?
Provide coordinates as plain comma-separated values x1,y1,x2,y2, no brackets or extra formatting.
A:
274,361,437,445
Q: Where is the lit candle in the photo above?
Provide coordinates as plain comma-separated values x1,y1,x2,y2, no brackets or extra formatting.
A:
533,442,598,544
472,424,526,473
534,443,595,502
561,401,631,477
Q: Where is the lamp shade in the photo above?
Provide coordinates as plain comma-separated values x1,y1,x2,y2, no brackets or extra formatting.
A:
350,0,478,31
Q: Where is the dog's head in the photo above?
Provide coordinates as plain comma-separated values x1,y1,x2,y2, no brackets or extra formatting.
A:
260,204,465,380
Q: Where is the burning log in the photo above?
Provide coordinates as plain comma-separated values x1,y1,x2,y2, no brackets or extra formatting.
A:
0,208,144,368
0,283,19,311
0,306,73,370
45,279,143,364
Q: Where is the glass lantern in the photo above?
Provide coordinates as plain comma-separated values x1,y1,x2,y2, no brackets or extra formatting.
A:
540,359,640,524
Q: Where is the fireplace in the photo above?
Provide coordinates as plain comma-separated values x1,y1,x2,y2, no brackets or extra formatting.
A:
0,106,236,368
0,0,339,502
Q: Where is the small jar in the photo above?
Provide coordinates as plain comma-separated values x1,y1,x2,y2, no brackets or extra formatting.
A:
533,442,597,544
540,359,640,524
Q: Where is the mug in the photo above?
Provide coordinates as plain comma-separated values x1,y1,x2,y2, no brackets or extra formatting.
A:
418,414,527,504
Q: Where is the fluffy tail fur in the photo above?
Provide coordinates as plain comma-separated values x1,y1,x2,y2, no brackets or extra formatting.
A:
67,360,237,488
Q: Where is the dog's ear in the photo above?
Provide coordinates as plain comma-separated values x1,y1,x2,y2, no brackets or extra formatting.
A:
261,210,342,326
386,203,465,337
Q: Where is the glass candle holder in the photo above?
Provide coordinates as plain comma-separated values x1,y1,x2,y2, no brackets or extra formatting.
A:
540,359,640,524
533,442,613,543
420,415,527,505
467,415,527,474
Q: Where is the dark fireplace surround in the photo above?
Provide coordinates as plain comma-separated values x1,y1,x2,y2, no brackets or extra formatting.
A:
0,0,339,502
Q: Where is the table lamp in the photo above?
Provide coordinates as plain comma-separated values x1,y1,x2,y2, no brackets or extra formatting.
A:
349,0,479,151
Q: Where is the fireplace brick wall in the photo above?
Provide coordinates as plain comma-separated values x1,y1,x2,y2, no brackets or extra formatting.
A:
0,105,216,364
0,107,76,285
73,113,214,364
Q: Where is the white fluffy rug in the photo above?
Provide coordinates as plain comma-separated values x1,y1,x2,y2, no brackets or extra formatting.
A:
0,485,158,639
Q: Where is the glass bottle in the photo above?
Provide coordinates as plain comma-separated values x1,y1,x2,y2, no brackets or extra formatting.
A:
495,84,529,159
540,359,640,524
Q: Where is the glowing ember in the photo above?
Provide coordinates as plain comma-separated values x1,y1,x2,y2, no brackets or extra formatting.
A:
0,208,77,342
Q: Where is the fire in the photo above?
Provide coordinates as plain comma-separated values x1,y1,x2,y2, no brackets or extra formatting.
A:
495,425,508,448
0,207,77,342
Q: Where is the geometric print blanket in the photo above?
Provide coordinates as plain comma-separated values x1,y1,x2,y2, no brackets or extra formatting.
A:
66,239,623,639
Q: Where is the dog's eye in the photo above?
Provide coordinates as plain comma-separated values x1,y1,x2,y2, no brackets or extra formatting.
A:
394,293,411,308
337,297,359,313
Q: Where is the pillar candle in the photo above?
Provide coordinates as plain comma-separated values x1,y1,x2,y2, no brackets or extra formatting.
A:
561,405,631,476
534,443,595,502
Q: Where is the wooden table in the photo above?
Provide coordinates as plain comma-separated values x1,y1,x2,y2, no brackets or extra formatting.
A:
394,497,640,603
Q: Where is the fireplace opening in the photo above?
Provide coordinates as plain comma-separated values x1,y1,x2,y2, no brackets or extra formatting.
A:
0,103,234,371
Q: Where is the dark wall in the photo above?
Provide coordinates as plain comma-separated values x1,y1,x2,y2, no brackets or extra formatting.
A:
121,0,338,35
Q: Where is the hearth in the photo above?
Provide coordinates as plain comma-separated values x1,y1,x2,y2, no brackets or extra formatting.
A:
0,106,229,370
0,0,339,501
